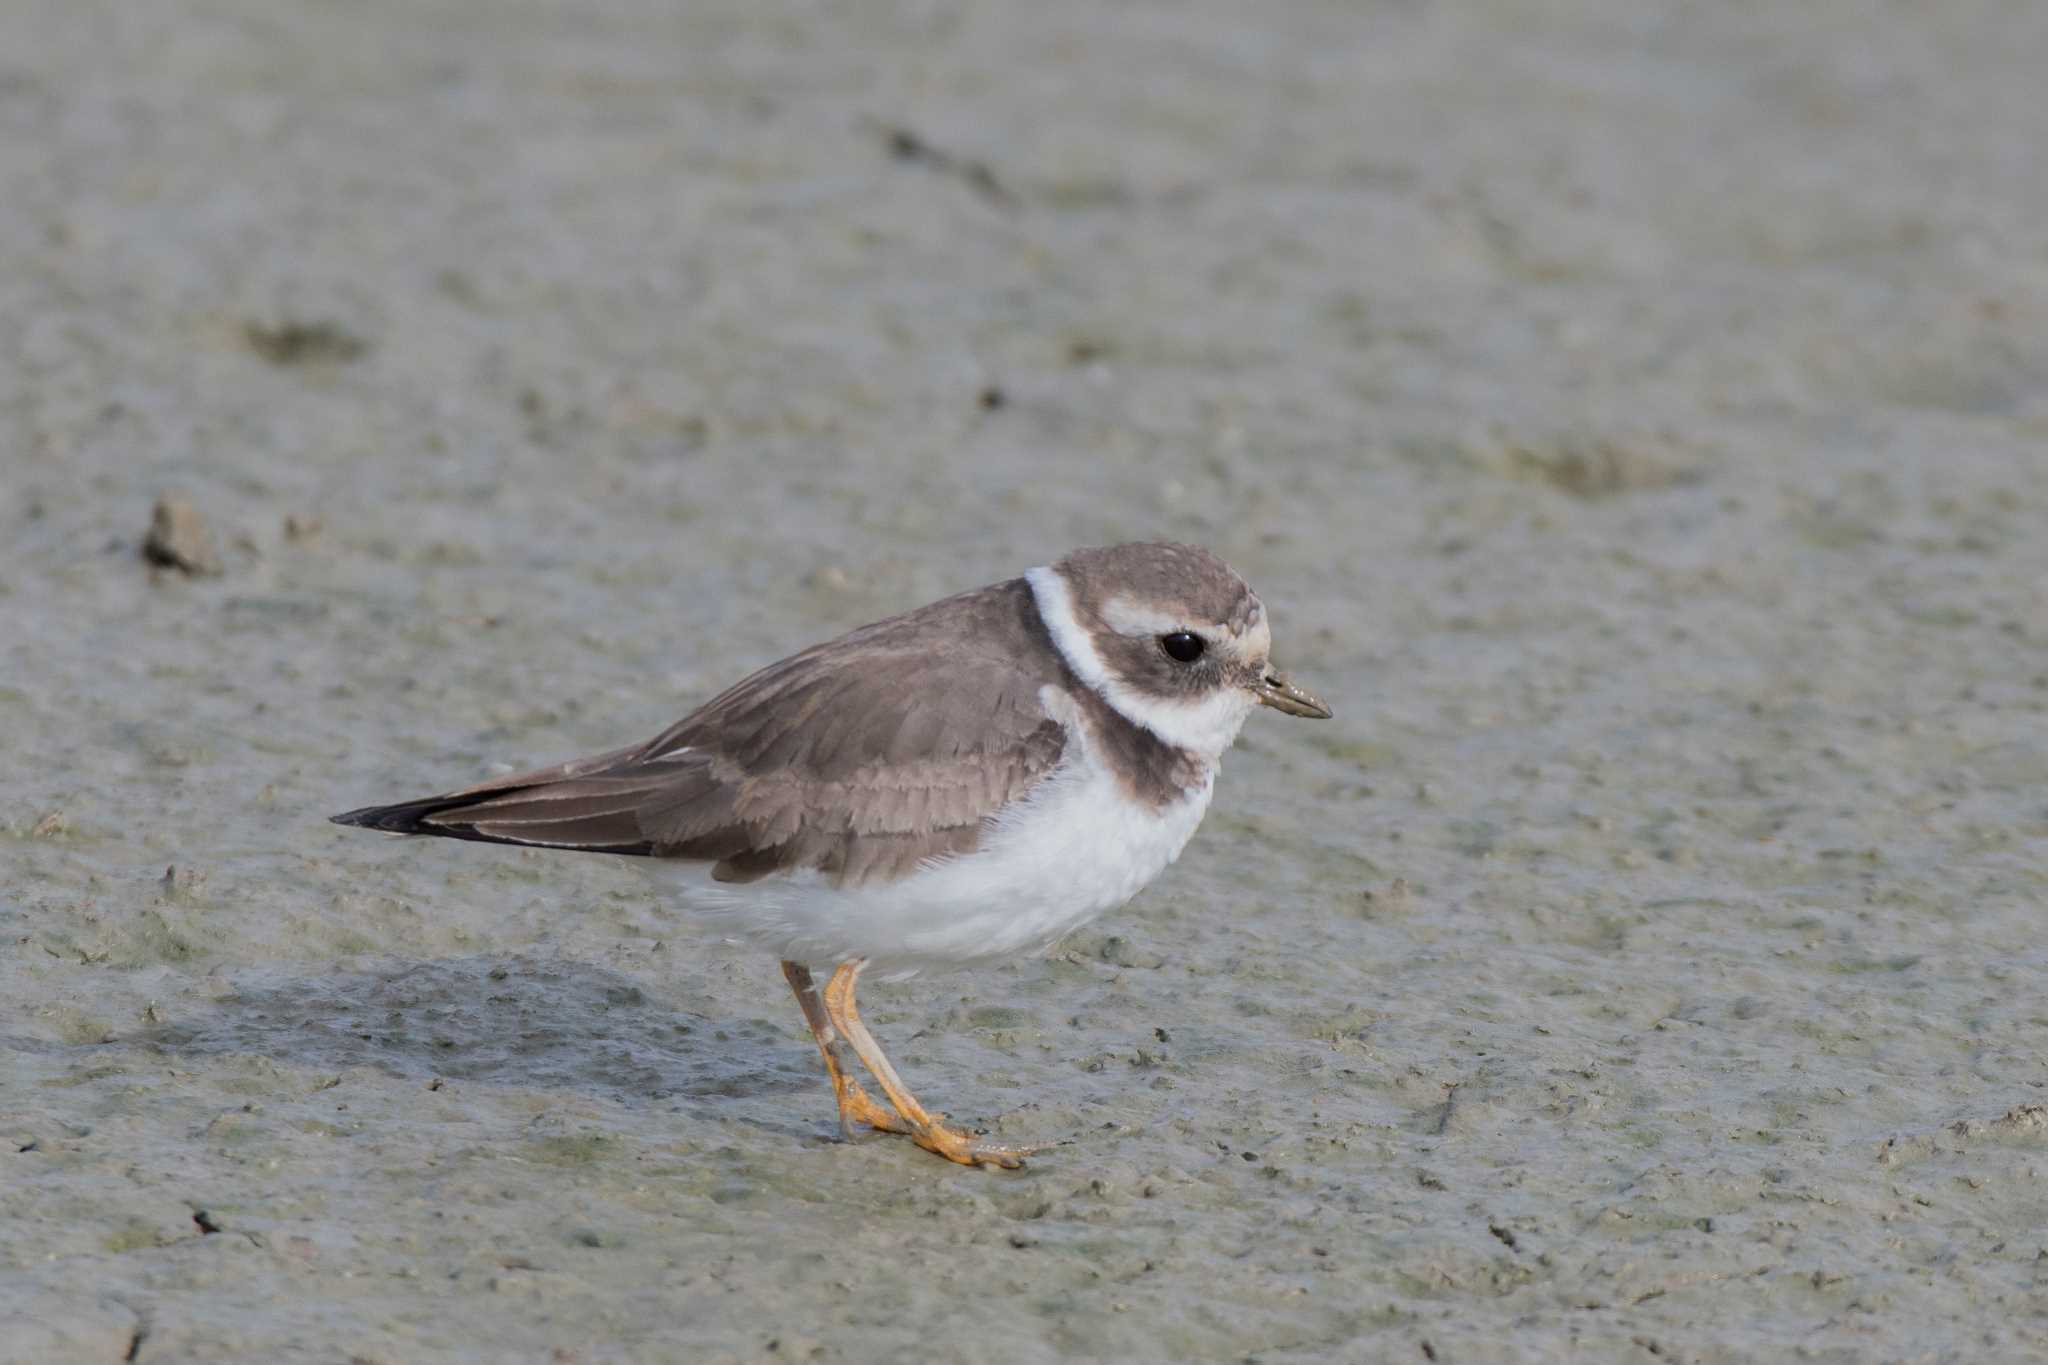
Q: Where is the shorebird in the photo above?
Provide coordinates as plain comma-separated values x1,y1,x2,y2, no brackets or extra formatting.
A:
333,542,1331,1167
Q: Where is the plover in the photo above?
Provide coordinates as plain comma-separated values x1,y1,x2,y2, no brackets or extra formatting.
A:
333,542,1331,1167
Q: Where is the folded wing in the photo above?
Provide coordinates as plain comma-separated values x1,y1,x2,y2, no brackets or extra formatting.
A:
331,580,1071,889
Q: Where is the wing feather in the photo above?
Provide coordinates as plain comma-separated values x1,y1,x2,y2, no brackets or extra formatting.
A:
331,579,1071,887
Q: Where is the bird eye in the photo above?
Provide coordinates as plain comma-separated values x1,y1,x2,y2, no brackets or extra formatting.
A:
1159,631,1205,663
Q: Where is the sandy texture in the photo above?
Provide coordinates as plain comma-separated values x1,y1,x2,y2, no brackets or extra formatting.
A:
6,1,2048,1361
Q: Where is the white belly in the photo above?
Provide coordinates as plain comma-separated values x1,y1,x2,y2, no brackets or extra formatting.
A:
641,753,1218,973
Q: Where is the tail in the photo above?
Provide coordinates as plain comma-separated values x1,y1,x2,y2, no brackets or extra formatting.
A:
331,799,434,834
329,743,661,856
329,795,544,840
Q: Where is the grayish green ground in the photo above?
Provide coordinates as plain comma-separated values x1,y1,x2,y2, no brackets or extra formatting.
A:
5,2,2047,1360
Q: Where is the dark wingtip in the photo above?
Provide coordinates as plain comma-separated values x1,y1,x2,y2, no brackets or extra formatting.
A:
327,794,656,856
330,802,429,833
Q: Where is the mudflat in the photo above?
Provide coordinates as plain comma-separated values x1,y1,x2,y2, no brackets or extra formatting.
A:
5,2,2046,1361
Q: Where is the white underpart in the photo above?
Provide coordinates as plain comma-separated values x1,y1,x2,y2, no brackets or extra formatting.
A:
1025,565,1259,758
643,689,1215,972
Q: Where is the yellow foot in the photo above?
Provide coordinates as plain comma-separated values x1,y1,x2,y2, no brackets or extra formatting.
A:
837,1083,913,1140
905,1114,1040,1169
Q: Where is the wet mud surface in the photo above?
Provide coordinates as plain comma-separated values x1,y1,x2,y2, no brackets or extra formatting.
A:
5,2,2048,1360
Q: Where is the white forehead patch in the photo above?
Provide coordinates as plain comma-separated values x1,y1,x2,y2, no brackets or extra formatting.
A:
1240,605,1272,659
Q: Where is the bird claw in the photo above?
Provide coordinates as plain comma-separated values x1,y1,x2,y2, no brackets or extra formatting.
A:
906,1115,1041,1169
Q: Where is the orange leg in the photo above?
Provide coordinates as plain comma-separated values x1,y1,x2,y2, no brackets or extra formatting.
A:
820,958,1038,1169
780,961,909,1139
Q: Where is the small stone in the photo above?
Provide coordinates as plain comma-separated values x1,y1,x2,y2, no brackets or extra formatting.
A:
1094,934,1164,969
142,495,221,576
1360,878,1415,915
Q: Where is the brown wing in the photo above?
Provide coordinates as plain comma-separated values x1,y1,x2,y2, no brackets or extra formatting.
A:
330,579,1072,888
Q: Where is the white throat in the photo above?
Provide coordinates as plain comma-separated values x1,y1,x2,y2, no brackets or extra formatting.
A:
1026,565,1256,759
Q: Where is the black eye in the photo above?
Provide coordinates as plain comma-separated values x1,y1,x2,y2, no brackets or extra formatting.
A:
1159,631,1205,663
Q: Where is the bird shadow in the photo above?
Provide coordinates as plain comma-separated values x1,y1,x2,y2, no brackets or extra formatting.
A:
138,953,821,1116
